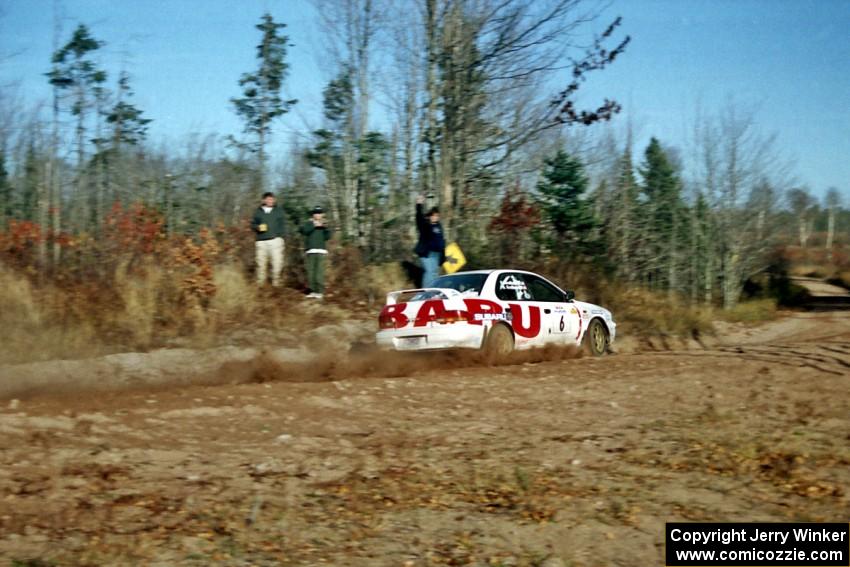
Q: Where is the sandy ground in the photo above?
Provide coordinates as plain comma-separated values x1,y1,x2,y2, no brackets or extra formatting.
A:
1,311,849,566
791,277,850,298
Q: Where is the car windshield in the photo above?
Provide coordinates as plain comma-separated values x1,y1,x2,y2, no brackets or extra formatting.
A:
406,273,489,302
430,273,488,295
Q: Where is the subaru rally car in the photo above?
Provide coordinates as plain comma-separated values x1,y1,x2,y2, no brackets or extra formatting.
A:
376,270,615,356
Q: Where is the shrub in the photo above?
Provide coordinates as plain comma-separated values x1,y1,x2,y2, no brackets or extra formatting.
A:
0,266,99,364
720,298,779,324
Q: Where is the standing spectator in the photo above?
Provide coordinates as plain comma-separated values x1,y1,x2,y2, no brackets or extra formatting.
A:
300,206,332,299
251,192,286,287
414,195,445,288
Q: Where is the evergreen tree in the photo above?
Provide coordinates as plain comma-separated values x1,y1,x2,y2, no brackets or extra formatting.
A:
106,71,151,149
231,13,297,191
306,68,354,237
47,24,107,230
0,149,11,226
536,150,598,260
46,24,106,169
21,142,40,222
639,137,683,291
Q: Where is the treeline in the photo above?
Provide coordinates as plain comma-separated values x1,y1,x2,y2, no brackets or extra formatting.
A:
0,0,846,310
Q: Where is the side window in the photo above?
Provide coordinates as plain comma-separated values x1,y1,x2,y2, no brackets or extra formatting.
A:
526,276,564,303
495,272,532,301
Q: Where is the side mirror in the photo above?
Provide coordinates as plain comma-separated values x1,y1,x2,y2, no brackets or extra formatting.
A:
564,290,575,302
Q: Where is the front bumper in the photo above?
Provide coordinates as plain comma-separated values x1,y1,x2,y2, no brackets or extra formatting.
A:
376,323,486,351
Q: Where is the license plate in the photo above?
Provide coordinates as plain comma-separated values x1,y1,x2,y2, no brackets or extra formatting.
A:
397,336,427,350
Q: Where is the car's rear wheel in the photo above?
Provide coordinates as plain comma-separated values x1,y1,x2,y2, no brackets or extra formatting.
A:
584,319,609,357
484,323,514,362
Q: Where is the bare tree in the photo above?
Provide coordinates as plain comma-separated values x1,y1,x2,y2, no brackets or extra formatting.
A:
695,102,788,309
787,187,815,249
824,187,841,262
421,0,629,237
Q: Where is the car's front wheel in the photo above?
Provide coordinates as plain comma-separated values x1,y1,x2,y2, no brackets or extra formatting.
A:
584,319,609,357
483,323,514,362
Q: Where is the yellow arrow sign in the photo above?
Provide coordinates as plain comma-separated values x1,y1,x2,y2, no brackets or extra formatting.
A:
442,242,466,274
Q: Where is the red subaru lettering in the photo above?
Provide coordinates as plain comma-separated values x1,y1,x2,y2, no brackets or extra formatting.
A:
379,303,409,328
414,299,461,327
462,298,503,325
508,303,541,338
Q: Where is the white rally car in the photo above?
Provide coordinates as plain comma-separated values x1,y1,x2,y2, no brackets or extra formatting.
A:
376,270,615,357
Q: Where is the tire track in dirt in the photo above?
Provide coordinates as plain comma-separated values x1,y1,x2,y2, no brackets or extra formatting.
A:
1,311,848,566
633,311,850,376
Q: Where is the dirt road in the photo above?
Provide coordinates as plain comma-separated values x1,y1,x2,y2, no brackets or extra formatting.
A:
1,312,849,566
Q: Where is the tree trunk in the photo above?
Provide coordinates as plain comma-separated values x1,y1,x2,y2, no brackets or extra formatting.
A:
722,247,742,309
423,0,439,196
798,214,809,248
826,210,835,262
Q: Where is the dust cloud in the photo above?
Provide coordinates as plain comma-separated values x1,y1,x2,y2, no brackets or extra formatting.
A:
218,343,584,385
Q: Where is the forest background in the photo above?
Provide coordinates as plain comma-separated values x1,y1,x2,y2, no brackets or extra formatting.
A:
0,0,848,364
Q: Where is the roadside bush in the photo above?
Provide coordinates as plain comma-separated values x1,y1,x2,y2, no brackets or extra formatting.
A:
0,266,100,364
720,298,779,324
605,286,715,338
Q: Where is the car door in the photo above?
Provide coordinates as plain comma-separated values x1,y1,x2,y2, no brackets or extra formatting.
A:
524,274,580,345
494,272,552,348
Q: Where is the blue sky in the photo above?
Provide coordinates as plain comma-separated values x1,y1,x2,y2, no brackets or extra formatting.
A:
1,0,848,200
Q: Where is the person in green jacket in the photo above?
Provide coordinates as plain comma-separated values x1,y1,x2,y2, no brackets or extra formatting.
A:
299,206,332,299
251,192,287,287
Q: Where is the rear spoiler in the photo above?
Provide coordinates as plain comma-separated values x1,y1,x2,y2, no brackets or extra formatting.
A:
386,287,463,305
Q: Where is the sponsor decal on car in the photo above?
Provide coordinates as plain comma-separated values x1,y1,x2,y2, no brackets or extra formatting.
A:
473,312,511,321
379,299,541,337
499,274,532,300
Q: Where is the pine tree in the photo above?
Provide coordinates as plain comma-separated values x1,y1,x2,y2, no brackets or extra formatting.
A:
307,68,354,239
0,149,11,226
85,70,152,223
21,142,40,222
107,71,151,149
536,150,598,260
639,137,683,292
46,24,107,228
47,25,106,168
231,13,297,192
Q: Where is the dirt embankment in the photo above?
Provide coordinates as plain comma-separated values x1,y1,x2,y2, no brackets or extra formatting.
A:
1,311,848,566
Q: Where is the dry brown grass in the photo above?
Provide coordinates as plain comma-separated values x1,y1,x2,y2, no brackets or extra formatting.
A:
719,298,779,324
0,258,357,366
605,286,715,338
0,266,100,364
112,259,163,347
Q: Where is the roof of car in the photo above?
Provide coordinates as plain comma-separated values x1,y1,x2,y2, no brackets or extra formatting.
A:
443,269,542,276
441,269,495,275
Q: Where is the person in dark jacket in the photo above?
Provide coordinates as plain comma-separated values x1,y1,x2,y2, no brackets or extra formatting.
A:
414,194,445,288
299,206,333,299
251,192,286,287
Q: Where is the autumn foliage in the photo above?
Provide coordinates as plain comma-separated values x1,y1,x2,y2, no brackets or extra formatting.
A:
0,202,265,363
